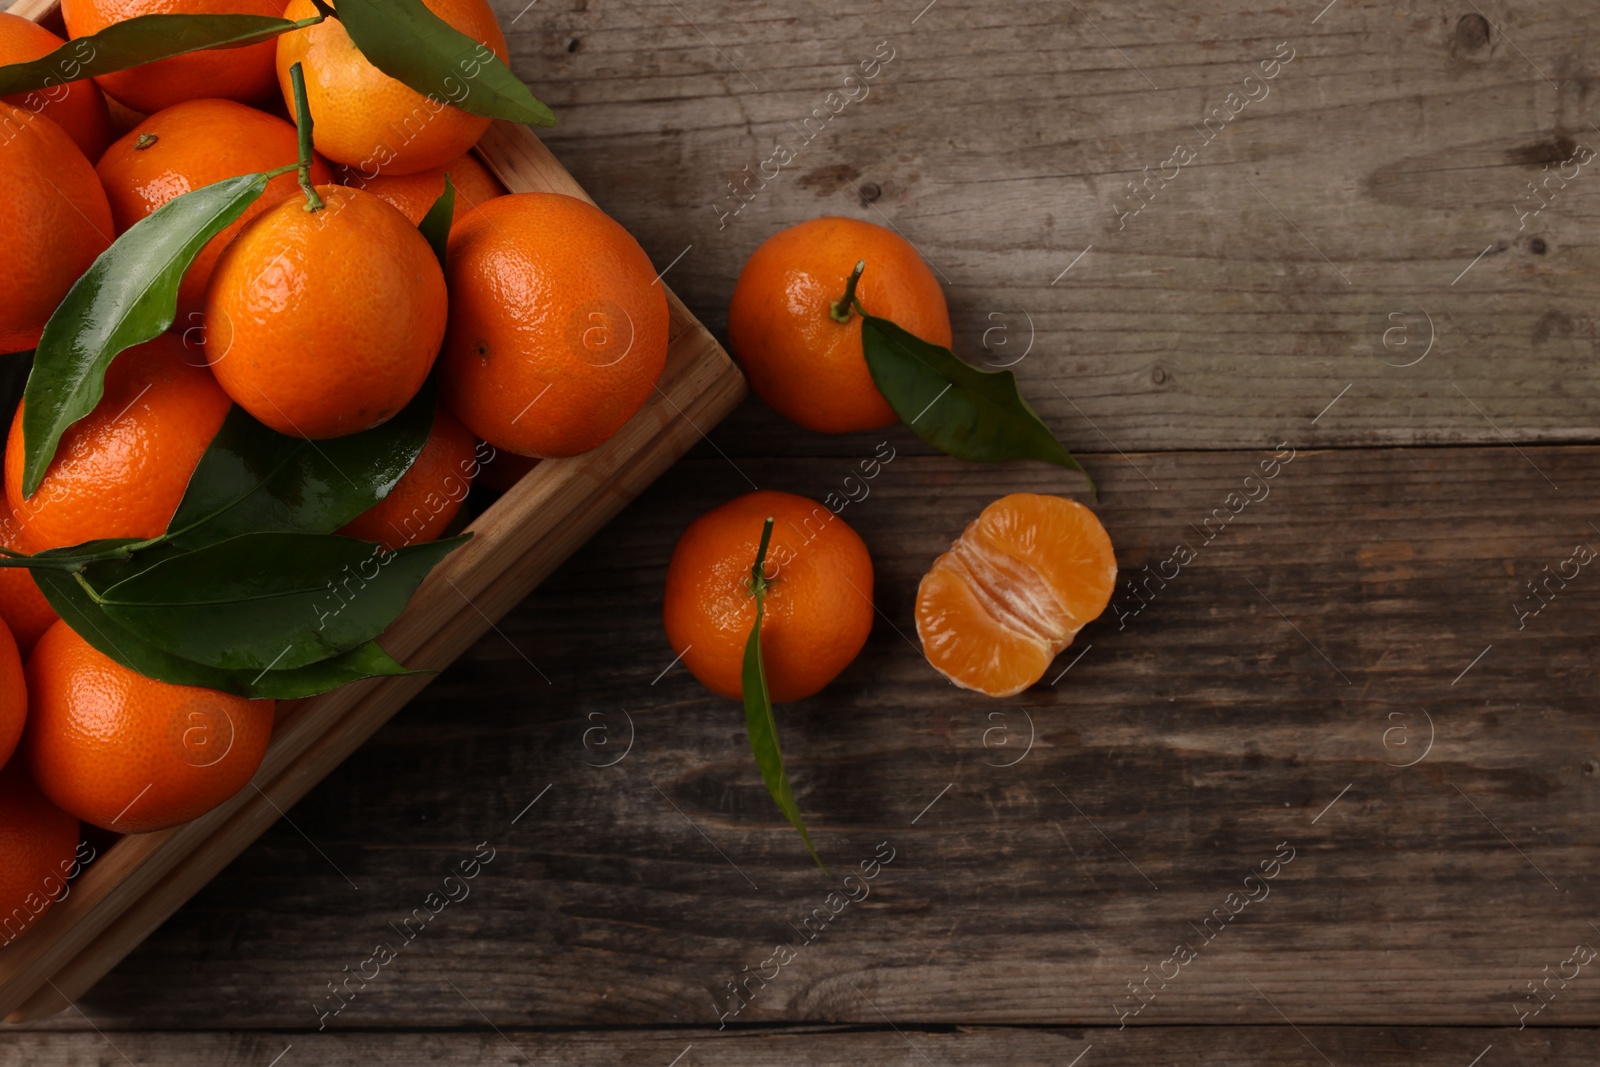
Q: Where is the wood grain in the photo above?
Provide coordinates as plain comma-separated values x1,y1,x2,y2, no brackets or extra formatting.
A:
504,0,1600,457
7,0,1600,1051
1,445,1588,1031
2,1025,1589,1065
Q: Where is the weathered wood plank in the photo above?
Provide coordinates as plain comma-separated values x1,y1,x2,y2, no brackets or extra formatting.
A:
7,444,1595,1030
3,1025,1592,1065
508,0,1600,455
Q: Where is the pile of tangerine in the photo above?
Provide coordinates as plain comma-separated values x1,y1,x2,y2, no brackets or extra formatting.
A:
0,0,667,942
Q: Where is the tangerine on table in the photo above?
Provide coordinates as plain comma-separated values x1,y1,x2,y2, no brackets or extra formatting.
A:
0,759,80,944
727,216,951,434
205,184,448,439
96,98,333,315
663,490,874,704
60,0,290,115
4,334,231,550
0,13,112,160
339,407,480,551
440,192,670,458
0,508,58,657
26,621,276,833
337,150,507,228
915,493,1116,697
276,0,507,175
0,104,113,354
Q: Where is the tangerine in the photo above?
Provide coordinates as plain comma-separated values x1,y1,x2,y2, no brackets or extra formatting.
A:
663,490,873,703
96,98,332,314
915,493,1116,697
25,620,275,833
204,184,448,439
727,216,951,434
276,0,506,175
60,0,290,115
0,617,26,768
0,104,113,354
0,759,80,945
337,149,506,227
0,507,58,657
0,13,112,160
5,334,231,549
439,193,669,458
339,407,479,550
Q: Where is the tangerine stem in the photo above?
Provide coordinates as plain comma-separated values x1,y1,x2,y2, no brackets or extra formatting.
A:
829,260,866,323
287,61,324,213
749,516,776,597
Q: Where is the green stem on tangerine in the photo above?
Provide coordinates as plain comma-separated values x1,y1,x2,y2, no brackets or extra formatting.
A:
287,61,324,213
748,516,776,599
829,260,866,323
72,571,105,603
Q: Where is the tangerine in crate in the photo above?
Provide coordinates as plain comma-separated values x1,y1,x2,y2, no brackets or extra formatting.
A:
60,0,291,114
0,103,112,354
26,622,275,834
205,184,447,438
440,192,670,458
96,98,334,314
0,13,111,159
5,334,231,549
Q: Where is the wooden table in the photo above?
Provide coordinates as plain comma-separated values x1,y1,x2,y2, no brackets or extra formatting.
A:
14,0,1600,1061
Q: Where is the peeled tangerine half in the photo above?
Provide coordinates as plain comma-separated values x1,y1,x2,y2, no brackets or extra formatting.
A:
916,493,1117,697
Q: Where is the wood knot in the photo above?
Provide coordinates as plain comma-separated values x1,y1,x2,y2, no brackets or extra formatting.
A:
1455,12,1490,52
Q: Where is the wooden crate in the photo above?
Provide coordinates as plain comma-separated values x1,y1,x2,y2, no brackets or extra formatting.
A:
0,0,745,1021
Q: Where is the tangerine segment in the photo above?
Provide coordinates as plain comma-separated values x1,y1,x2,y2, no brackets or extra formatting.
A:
663,490,874,704
916,493,1116,697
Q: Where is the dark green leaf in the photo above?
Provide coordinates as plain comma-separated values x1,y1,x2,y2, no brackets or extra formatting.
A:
167,383,436,551
23,174,271,498
740,517,825,871
93,531,468,671
418,175,455,267
859,313,1096,499
333,0,556,126
32,568,417,699
0,14,308,96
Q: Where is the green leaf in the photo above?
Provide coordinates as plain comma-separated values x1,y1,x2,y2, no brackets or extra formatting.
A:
167,383,436,551
22,174,272,499
418,174,455,267
859,312,1096,499
0,14,309,96
333,0,556,126
32,568,417,699
92,531,469,672
740,517,825,872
